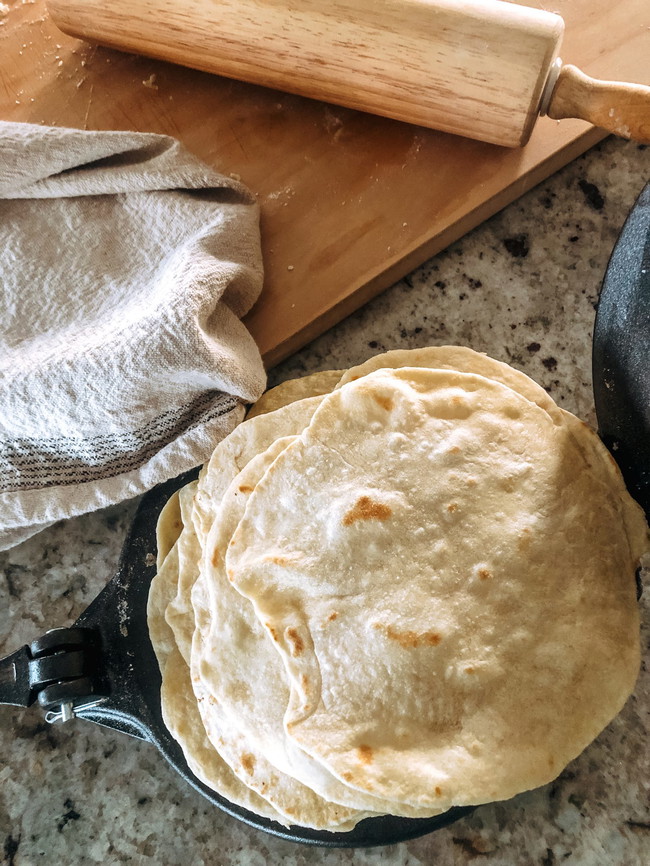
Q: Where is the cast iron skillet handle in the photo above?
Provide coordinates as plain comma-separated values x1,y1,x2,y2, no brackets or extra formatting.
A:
0,626,106,719
593,181,650,518
0,470,197,742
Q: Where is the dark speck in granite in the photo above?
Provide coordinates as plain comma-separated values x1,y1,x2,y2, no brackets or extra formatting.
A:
578,179,606,211
626,820,650,831
3,565,26,598
542,356,558,371
527,342,541,353
57,800,81,833
452,835,495,856
13,719,59,750
541,848,557,866
503,234,530,257
4,834,20,866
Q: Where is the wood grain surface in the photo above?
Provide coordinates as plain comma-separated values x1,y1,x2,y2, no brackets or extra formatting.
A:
46,0,564,147
1,1,648,366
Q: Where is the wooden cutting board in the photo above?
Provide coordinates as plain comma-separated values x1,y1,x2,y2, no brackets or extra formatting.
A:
1,0,648,366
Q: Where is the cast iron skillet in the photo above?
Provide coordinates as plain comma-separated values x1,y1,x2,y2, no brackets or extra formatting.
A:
593,181,650,516
1,183,648,848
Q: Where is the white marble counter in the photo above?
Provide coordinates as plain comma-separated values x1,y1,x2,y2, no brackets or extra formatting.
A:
1,136,648,866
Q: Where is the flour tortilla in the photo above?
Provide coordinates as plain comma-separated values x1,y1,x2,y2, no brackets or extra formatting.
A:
191,393,336,545
339,346,645,546
193,436,428,817
165,481,202,664
155,489,183,570
337,347,559,418
192,348,578,817
191,510,374,829
161,647,286,824
246,370,344,419
158,390,379,826
227,366,647,811
146,489,285,825
151,347,647,825
150,479,364,829
168,396,331,663
185,368,340,542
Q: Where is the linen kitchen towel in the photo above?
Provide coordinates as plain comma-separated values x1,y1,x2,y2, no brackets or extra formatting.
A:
0,121,266,551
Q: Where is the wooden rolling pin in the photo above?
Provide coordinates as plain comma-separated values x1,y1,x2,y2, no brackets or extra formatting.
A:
46,0,650,147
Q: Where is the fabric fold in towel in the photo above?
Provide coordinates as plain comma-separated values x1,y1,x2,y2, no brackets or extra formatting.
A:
0,121,267,551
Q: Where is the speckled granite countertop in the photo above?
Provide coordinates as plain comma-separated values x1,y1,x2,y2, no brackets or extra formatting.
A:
1,137,649,866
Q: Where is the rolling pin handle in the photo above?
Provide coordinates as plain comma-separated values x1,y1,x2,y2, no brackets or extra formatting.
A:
545,63,650,144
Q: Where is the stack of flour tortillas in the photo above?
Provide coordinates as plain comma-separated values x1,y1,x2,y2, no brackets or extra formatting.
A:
147,346,649,831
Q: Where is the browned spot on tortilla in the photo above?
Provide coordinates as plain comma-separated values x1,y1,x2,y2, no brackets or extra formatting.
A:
343,496,392,526
264,554,294,567
343,771,354,782
301,674,309,689
208,695,217,705
287,627,304,655
449,445,461,453
374,622,441,648
328,611,338,621
447,503,458,513
464,667,475,674
478,568,491,580
266,623,279,642
435,786,442,796
211,547,221,567
241,753,255,774
466,477,477,487
357,744,373,764
173,519,182,530
373,393,394,411
238,484,254,494
227,568,235,581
